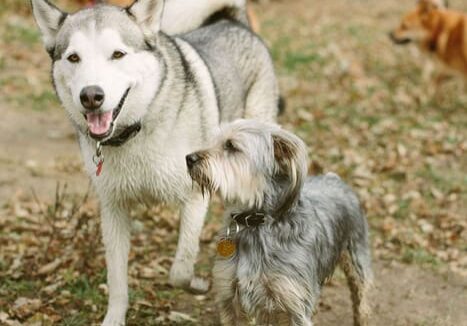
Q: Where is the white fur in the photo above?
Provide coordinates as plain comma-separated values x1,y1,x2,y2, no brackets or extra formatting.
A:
161,0,246,34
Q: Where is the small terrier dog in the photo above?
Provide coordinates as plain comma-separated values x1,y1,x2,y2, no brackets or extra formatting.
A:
186,120,373,325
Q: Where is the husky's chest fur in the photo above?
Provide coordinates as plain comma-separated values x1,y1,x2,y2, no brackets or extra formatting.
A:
79,108,218,205
80,136,192,204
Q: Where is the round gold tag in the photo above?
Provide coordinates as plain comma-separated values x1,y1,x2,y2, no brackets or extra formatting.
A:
217,238,236,258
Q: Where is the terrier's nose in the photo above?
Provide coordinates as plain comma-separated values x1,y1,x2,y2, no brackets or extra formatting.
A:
80,85,105,110
186,153,201,169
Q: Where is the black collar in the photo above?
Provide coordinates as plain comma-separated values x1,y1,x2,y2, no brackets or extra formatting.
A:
231,211,266,227
101,122,142,147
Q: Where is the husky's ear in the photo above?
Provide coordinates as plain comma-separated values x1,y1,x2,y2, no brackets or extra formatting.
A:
31,0,67,51
271,128,308,215
127,0,164,38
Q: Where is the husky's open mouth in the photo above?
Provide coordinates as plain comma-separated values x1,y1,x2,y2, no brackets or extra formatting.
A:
85,87,131,140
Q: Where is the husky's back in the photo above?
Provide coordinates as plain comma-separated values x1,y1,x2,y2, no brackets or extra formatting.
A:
181,10,278,122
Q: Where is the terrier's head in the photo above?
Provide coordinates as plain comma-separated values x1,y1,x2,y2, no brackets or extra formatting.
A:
186,120,308,216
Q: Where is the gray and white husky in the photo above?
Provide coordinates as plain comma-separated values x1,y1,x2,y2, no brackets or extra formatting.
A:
31,0,279,324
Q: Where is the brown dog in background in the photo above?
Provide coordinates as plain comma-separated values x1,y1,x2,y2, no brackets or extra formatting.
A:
390,0,467,77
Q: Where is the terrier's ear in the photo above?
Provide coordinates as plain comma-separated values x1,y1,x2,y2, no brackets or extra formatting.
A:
31,0,67,52
272,129,308,215
127,0,164,38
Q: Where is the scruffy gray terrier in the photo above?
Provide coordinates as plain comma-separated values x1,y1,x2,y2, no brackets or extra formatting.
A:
186,120,373,326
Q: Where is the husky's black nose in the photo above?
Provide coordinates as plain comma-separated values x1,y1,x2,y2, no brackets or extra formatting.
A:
186,153,201,169
80,85,105,110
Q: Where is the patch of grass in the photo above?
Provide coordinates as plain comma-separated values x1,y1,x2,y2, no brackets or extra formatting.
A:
270,36,292,63
129,288,148,302
30,90,60,111
394,199,410,219
6,88,60,111
416,165,466,194
155,289,179,300
347,25,374,43
284,52,322,72
5,22,40,45
270,35,324,73
0,278,41,301
401,248,440,268
0,0,30,17
61,314,90,326
67,275,106,304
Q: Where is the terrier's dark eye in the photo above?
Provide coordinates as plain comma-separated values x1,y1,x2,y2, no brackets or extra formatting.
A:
111,50,126,60
67,53,80,63
224,139,236,152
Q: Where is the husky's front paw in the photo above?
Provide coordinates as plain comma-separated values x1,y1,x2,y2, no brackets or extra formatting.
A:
170,260,210,294
170,259,194,287
102,308,126,326
188,276,210,294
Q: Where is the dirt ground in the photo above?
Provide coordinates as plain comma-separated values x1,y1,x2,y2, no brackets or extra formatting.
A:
0,0,466,325
1,101,466,326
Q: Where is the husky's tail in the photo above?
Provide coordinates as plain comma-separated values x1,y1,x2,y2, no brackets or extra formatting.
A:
162,0,249,35
201,1,250,27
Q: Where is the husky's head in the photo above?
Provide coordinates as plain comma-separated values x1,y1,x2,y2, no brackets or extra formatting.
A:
31,0,165,140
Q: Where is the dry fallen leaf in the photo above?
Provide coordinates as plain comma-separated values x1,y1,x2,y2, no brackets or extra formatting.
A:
37,258,62,276
11,298,42,319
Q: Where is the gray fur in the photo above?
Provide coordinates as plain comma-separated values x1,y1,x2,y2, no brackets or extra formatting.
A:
187,120,373,325
184,21,278,121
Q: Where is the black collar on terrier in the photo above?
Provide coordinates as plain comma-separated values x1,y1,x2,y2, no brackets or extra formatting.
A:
231,211,266,228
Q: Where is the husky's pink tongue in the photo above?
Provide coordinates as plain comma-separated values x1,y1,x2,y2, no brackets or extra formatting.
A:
86,111,113,135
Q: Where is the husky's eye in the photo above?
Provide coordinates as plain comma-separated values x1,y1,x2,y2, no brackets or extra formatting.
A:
67,53,80,63
223,139,237,152
111,50,126,60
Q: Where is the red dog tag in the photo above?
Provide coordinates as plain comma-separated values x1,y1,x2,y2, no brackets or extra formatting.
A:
96,159,104,176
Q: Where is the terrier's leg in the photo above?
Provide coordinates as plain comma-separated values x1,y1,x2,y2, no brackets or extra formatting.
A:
214,259,248,325
340,250,373,326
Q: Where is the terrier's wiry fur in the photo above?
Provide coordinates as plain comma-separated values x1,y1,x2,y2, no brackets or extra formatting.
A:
186,120,373,326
